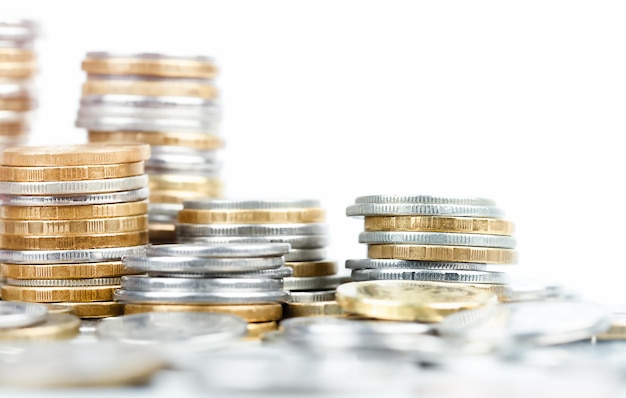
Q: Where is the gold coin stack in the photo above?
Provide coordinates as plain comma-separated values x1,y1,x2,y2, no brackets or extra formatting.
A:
75,52,223,244
0,143,151,319
0,20,39,148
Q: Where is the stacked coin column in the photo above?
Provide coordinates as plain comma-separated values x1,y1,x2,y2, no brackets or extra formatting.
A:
344,195,517,301
75,52,223,244
175,199,348,319
0,19,39,148
0,144,150,320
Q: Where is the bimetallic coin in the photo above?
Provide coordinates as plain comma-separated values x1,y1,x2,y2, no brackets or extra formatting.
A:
0,230,148,250
182,199,321,210
596,313,626,341
284,248,326,262
178,234,328,249
6,277,122,287
350,268,509,285
1,261,133,280
0,313,80,341
289,290,336,303
0,161,144,182
0,301,48,328
364,216,514,235
114,289,290,304
346,203,504,218
175,222,328,237
1,285,118,303
0,215,148,235
0,245,146,264
178,208,326,224
124,303,282,322
147,266,293,279
345,259,488,271
367,244,517,264
354,194,496,206
358,231,516,249
336,280,497,322
121,275,283,292
124,255,284,273
285,261,338,277
283,301,343,318
0,187,149,207
146,242,290,258
0,143,151,166
88,130,223,150
284,274,349,291
0,174,148,195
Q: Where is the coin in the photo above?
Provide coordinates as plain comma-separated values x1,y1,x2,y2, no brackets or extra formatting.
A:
350,268,510,284
0,231,148,250
336,280,497,322
0,143,151,166
147,266,293,279
354,194,496,206
246,321,278,339
148,223,177,243
0,48,36,62
0,313,80,341
364,215,515,235
149,174,222,193
1,285,118,302
175,222,328,237
0,261,131,279
282,301,343,318
0,161,144,181
0,215,148,235
124,303,282,322
289,290,336,303
82,79,217,99
0,301,47,328
284,248,326,262
150,190,213,204
121,275,283,292
345,259,488,271
78,115,219,135
178,208,325,224
283,274,349,291
596,313,626,341
179,234,328,249
285,261,337,277
124,255,284,273
0,246,145,264
0,174,148,195
6,277,122,287
114,289,290,304
183,199,322,210
88,130,223,149
346,203,504,218
367,244,517,264
146,242,290,258
53,301,124,318
359,231,516,248
0,194,148,213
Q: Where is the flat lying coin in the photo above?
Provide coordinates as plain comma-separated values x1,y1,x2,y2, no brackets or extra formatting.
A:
0,215,148,235
346,203,504,218
0,301,47,328
345,259,487,271
83,52,216,78
246,321,277,339
54,301,124,318
0,260,132,279
350,268,509,285
178,234,328,249
368,244,517,264
115,289,290,304
175,222,328,237
0,313,80,341
0,161,144,182
82,79,218,99
0,143,151,166
284,274,349,291
146,266,293,279
183,199,321,210
283,301,343,318
364,216,514,235
284,248,326,262
146,242,290,258
6,277,122,287
124,255,284,273
124,303,282,322
0,187,149,207
88,130,223,149
354,195,496,206
121,275,283,292
0,230,148,250
1,285,118,302
289,290,336,303
178,208,325,224
0,174,148,195
358,231,516,249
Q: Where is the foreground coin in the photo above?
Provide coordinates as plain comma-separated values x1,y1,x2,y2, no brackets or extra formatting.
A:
350,268,509,285
146,242,290,258
345,259,487,271
437,301,611,347
0,313,80,341
246,321,278,339
0,174,148,195
115,289,290,304
0,301,47,328
124,303,282,322
336,280,497,322
124,255,284,273
178,208,325,224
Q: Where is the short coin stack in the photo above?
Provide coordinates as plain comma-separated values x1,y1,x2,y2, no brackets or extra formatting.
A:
345,195,517,302
75,52,223,243
0,19,39,148
0,144,151,319
117,242,291,338
175,199,346,319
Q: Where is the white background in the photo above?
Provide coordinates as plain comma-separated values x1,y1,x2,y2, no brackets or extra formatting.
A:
4,0,626,304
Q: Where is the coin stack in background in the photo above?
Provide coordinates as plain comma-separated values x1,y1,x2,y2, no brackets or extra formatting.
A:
0,144,150,320
75,52,223,244
0,19,39,149
175,199,348,319
117,242,291,339
344,195,517,303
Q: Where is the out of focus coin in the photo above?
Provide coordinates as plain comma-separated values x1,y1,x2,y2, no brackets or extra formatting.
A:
354,195,496,206
177,208,325,224
0,313,80,341
124,303,282,322
114,289,289,305
285,261,337,277
364,215,514,235
1,285,118,302
0,301,47,328
88,130,223,149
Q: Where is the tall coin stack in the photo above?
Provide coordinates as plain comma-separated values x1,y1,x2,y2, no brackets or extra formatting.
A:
0,144,150,320
345,195,517,301
0,19,39,148
175,199,346,319
116,242,290,339
75,52,223,244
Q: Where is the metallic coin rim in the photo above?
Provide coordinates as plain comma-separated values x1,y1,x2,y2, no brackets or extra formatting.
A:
350,268,510,284
123,255,284,273
358,231,516,249
345,258,488,271
346,203,504,218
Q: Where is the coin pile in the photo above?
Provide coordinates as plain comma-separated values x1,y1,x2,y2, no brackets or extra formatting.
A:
175,199,347,319
0,19,39,148
344,195,518,309
0,301,81,341
75,52,223,244
0,144,151,319
117,242,291,338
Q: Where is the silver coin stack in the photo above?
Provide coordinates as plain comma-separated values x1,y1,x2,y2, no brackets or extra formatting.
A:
0,19,39,149
175,199,347,319
345,195,518,300
116,242,291,338
75,52,223,244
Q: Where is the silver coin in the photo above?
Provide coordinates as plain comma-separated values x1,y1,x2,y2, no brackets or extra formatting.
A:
0,301,48,329
284,274,349,291
80,94,218,109
151,144,219,159
0,246,146,264
284,248,326,262
76,116,219,135
358,231,516,249
146,243,291,258
6,277,122,287
114,289,290,304
146,266,293,279
121,275,283,292
146,163,220,176
182,198,321,210
346,203,504,218
148,203,182,217
437,301,612,347
0,187,149,206
176,236,272,245
123,255,284,273
0,110,27,122
345,259,488,271
0,81,32,97
0,175,148,195
0,19,39,42
77,104,220,122
507,276,570,302
354,195,496,206
289,290,336,303
148,214,177,224
350,268,510,284
86,51,215,63
174,222,328,237
179,235,328,250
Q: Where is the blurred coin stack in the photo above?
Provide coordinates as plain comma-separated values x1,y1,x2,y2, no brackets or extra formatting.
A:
75,52,223,244
175,199,347,319
117,242,291,338
0,144,150,320
0,19,39,148
345,195,517,301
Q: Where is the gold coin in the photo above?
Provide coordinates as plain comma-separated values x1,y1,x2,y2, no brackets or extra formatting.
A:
364,216,515,235
0,48,35,62
88,130,223,149
462,283,512,301
82,80,218,99
282,301,343,318
0,215,148,235
124,303,282,322
0,61,36,79
596,315,626,341
178,208,326,224
0,231,148,250
150,190,214,204
54,301,124,318
0,161,144,182
0,200,148,220
336,280,497,322
0,143,151,166
82,57,217,79
0,120,28,137
149,174,222,194
1,261,133,280
0,96,35,111
0,314,80,341
148,223,176,244
284,261,338,277
45,304,73,314
246,321,278,339
0,285,118,303
367,244,517,264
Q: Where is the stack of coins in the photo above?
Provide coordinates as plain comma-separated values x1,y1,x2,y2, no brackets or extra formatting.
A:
175,199,347,319
117,242,291,338
344,195,517,302
0,301,81,341
0,144,150,319
75,52,223,243
0,19,39,148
